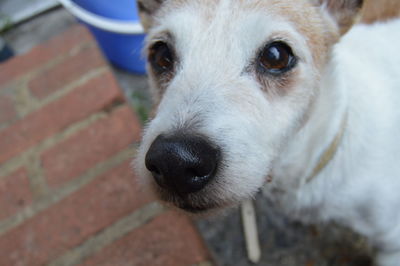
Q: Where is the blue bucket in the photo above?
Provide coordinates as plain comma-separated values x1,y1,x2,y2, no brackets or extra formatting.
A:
61,0,146,74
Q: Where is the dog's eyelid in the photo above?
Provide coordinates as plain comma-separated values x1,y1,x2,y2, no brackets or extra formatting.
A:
146,31,175,53
147,39,170,54
264,38,297,55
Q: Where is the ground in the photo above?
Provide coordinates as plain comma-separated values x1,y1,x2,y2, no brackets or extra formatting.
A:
0,6,375,266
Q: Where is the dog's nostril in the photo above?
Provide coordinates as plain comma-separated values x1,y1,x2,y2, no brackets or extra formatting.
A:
147,164,160,175
146,164,166,188
145,134,220,195
187,167,208,178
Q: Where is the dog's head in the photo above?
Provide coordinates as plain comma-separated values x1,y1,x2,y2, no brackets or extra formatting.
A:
135,0,363,213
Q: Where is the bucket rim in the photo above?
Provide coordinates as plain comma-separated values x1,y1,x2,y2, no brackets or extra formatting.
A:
58,0,144,34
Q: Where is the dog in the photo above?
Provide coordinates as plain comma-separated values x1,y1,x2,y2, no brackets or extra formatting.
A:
134,0,400,265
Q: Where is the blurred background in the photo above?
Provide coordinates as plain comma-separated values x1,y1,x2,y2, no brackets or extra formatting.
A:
0,0,398,265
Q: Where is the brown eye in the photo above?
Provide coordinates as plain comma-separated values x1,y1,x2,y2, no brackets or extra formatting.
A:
149,41,174,74
258,42,296,75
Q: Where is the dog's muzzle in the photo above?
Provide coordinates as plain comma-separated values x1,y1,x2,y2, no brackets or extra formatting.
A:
145,134,221,196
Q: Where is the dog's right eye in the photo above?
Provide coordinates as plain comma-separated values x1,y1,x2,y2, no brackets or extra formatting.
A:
258,41,297,75
148,41,174,74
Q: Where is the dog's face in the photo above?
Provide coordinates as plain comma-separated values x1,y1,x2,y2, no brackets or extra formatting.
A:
135,0,362,213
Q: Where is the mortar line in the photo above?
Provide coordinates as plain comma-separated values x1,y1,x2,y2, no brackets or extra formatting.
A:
47,202,166,266
17,67,108,117
0,103,128,178
191,261,215,266
12,53,69,116
0,112,106,179
25,152,49,200
0,147,136,236
0,40,97,89
14,78,38,118
5,41,103,118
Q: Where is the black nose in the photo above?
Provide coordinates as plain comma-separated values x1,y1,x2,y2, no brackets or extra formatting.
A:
145,134,220,195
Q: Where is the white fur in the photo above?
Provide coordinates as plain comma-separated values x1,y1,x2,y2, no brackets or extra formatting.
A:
272,20,400,264
135,1,400,264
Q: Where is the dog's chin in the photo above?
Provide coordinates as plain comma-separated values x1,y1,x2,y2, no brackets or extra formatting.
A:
175,201,208,212
155,187,234,216
177,203,218,214
163,196,224,215
174,201,236,217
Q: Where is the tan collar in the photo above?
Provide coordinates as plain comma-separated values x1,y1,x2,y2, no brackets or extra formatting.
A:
306,113,348,183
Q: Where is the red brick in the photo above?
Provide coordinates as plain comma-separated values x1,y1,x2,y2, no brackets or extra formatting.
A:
0,94,17,125
0,168,32,220
0,161,153,266
0,72,124,164
29,44,105,99
80,211,211,266
0,25,93,88
42,105,141,187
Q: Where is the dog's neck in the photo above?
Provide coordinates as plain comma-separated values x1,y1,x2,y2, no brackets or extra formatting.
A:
304,111,348,183
271,56,349,189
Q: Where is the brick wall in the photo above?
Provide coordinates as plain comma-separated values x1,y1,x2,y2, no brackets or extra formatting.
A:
0,25,212,266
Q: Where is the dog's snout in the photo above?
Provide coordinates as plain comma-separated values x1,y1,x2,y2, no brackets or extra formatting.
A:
145,134,220,195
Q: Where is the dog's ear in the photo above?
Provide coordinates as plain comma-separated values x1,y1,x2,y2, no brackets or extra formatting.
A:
313,0,364,35
137,0,167,32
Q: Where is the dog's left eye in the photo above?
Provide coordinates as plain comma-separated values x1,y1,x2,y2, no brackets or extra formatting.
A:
258,41,296,75
149,41,175,74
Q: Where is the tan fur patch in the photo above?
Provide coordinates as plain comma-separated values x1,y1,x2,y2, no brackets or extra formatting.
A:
146,0,341,65
244,0,338,68
361,0,400,24
256,68,300,98
145,0,342,98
